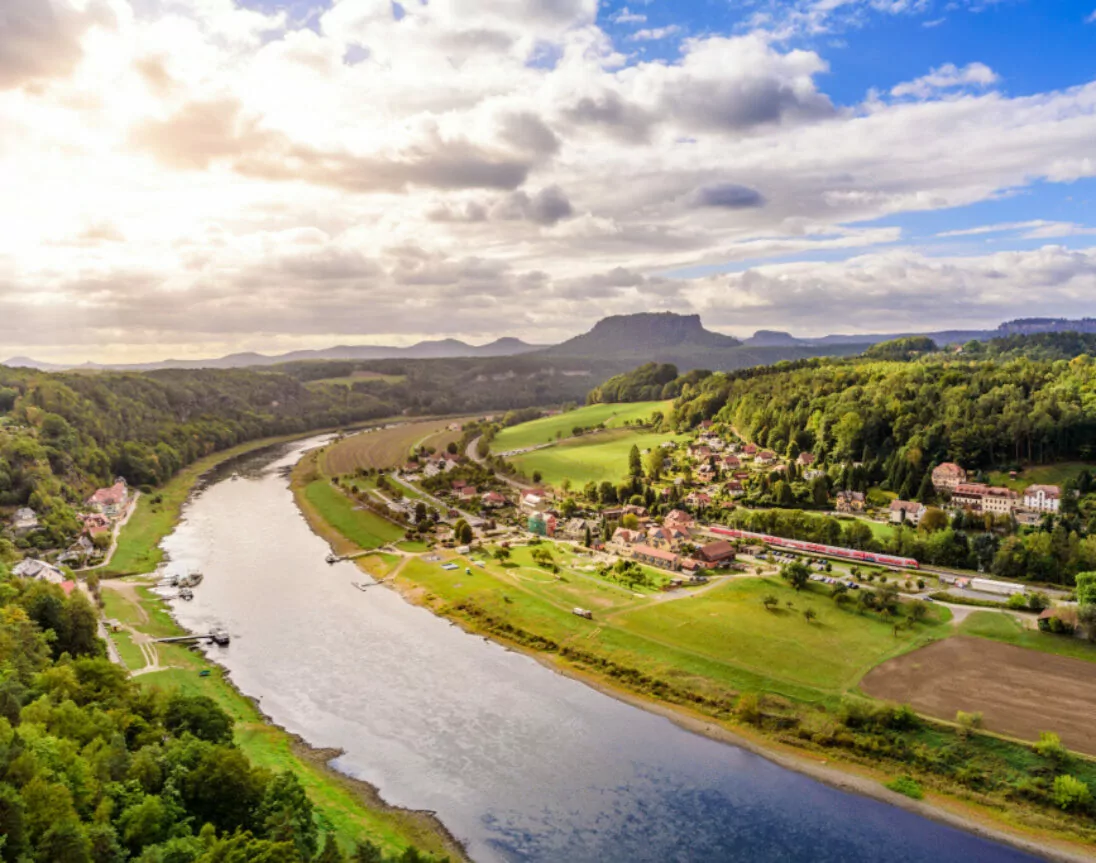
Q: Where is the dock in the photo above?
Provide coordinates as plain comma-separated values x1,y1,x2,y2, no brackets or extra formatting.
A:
155,629,231,646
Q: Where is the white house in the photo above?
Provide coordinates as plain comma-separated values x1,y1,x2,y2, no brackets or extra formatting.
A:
1023,484,1061,514
11,507,38,535
889,500,926,525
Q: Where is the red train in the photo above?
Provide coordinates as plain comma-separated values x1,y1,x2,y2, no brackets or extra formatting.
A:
709,526,920,570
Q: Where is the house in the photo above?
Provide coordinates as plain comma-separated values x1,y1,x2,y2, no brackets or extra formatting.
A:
528,512,557,537
1038,606,1080,634
757,451,776,465
835,490,866,513
80,513,112,536
562,518,591,541
932,462,967,493
889,500,926,525
743,443,758,457
11,507,38,535
664,509,694,530
632,544,681,571
804,469,825,481
725,479,745,497
644,526,672,549
481,491,507,509
685,492,712,509
952,483,1017,515
610,527,644,552
1024,484,1061,514
722,455,741,470
696,540,736,566
13,558,65,584
699,420,713,430
87,479,129,518
689,445,712,461
797,452,816,467
58,535,96,565
521,492,546,512
696,464,716,482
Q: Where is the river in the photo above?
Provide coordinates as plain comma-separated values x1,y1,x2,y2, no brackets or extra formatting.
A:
164,438,1043,863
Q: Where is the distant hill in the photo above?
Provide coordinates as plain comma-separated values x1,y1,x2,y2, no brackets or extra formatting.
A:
542,312,739,358
4,337,545,372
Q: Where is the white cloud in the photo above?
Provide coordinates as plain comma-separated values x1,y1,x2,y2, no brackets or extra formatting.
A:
629,25,681,41
611,7,647,24
1087,9,1096,23
937,221,1096,240
891,62,998,99
0,0,1094,361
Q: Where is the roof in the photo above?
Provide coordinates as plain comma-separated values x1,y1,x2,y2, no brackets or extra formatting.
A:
89,481,127,506
797,452,816,465
698,540,735,561
632,544,679,563
1039,606,1080,626
1026,484,1061,497
933,462,966,477
890,500,924,513
482,491,506,503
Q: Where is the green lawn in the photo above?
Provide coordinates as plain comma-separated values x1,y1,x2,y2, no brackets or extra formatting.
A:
396,548,950,705
959,611,1096,663
614,578,951,694
491,401,673,452
509,429,687,486
307,372,406,388
113,631,146,671
988,462,1095,492
303,480,406,550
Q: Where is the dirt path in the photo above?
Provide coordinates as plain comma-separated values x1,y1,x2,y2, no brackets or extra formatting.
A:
862,636,1096,755
79,492,141,572
105,580,151,624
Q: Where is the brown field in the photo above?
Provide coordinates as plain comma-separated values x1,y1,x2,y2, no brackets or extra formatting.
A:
323,418,470,474
862,636,1096,755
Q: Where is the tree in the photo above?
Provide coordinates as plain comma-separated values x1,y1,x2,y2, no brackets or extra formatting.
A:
583,525,592,548
1076,572,1096,606
457,522,474,545
781,561,810,592
803,607,817,624
908,600,928,623
164,693,234,743
622,513,639,530
316,834,347,863
493,546,511,562
810,475,829,507
353,840,386,863
644,447,664,481
916,471,935,504
918,507,948,533
1051,775,1092,811
414,502,427,524
762,594,779,612
628,445,642,477
531,471,542,484
257,772,317,860
1034,731,1069,763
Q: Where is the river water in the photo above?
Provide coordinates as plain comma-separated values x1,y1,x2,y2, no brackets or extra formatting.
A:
165,439,1042,863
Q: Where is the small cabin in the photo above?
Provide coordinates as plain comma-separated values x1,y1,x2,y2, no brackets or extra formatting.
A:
572,607,593,620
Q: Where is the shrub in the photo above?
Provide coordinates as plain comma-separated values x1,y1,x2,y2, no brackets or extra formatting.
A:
1006,593,1029,610
1051,775,1093,811
885,775,924,800
736,692,761,725
1034,732,1069,763
956,710,983,737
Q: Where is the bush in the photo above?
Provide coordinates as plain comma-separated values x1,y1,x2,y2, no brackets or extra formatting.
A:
1051,775,1093,811
956,710,983,737
885,775,924,800
1035,732,1069,763
1006,593,1029,610
736,692,761,725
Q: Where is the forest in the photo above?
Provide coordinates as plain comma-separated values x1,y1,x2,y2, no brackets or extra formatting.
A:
0,570,441,863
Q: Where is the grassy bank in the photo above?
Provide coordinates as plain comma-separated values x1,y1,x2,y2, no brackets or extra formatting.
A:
960,612,1096,663
509,429,688,486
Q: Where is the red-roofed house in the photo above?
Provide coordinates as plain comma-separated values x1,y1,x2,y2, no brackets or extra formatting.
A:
696,540,736,565
632,544,681,571
797,452,816,466
932,462,967,493
87,480,129,518
481,491,507,508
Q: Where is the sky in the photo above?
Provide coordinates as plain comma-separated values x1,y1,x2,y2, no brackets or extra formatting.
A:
1,0,1095,363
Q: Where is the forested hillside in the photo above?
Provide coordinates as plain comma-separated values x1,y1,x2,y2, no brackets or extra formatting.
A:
0,574,435,862
666,335,1096,469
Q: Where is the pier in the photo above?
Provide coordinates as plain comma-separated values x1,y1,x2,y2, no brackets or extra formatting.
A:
155,629,231,646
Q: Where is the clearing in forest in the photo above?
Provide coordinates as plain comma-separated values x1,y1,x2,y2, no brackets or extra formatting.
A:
490,401,673,452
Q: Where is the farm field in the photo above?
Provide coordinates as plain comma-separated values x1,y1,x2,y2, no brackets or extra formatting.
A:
988,461,1094,492
491,400,673,452
609,577,951,694
307,371,406,388
959,611,1096,664
323,417,473,474
395,544,949,705
509,428,688,486
860,636,1096,755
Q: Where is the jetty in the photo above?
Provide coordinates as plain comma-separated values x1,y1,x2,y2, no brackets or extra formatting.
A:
155,629,231,646
326,551,373,564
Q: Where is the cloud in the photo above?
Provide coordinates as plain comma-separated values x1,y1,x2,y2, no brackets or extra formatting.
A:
629,25,680,41
611,8,647,24
0,0,114,89
937,221,1096,240
891,62,999,99
492,186,575,225
1088,9,1096,24
561,91,656,143
688,184,766,209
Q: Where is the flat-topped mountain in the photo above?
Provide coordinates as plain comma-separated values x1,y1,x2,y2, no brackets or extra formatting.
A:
543,312,740,358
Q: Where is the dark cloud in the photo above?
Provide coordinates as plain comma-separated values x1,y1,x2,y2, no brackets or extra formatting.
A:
498,111,561,157
562,91,655,143
132,99,532,192
689,183,765,209
0,0,114,89
663,77,834,133
492,186,574,225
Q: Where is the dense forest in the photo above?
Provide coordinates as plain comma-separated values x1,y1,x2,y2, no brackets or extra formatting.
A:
664,333,1096,468
0,570,439,862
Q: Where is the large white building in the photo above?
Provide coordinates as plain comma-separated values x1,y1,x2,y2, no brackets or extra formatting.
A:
1023,484,1061,514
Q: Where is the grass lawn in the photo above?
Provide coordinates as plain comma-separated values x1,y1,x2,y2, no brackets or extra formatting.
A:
491,401,673,452
509,429,687,487
988,462,1095,492
303,480,406,550
113,631,146,670
138,667,448,858
959,611,1096,664
395,546,950,705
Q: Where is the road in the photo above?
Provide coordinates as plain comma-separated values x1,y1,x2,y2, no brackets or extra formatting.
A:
78,491,142,573
466,436,535,491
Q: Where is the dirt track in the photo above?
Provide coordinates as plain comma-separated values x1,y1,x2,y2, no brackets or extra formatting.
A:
862,636,1096,755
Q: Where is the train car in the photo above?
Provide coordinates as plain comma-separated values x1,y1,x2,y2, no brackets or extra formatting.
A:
709,526,919,570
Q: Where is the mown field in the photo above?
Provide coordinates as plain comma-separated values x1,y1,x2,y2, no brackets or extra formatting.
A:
490,400,673,452
987,461,1095,492
396,543,949,705
959,611,1096,663
509,429,688,486
323,418,471,474
302,480,406,549
306,371,407,389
